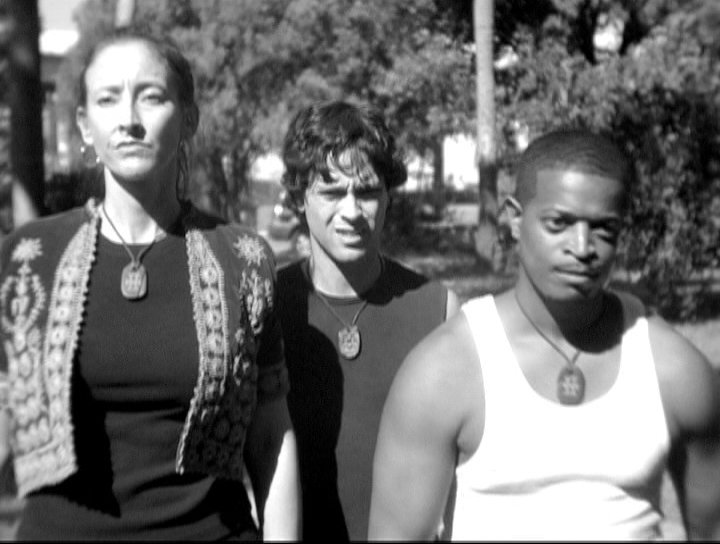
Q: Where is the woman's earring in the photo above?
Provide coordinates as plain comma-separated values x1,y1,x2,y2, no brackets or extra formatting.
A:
80,144,100,168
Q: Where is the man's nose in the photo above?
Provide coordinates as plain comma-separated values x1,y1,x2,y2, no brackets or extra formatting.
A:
339,192,363,218
569,222,594,258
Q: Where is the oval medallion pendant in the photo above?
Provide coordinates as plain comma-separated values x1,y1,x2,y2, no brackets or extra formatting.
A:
338,325,361,360
121,262,148,300
557,365,585,405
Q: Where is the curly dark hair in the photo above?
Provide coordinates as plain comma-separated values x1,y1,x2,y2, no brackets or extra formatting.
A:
281,101,407,210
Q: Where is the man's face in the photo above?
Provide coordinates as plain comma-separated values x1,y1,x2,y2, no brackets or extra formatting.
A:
514,168,626,301
303,151,389,266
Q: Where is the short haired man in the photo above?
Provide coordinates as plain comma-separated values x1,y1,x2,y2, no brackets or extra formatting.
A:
369,128,720,540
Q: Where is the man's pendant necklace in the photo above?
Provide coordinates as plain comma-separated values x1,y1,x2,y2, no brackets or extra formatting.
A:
314,291,369,360
514,291,585,405
102,205,160,301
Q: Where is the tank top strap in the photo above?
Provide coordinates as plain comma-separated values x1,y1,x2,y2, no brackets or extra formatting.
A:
611,291,670,455
613,290,654,386
461,295,503,360
460,295,533,411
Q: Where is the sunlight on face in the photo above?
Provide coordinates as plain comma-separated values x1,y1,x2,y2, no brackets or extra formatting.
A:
517,168,625,300
304,150,389,265
76,39,184,185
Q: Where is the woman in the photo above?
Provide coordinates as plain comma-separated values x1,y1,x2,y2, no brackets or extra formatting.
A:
0,30,299,540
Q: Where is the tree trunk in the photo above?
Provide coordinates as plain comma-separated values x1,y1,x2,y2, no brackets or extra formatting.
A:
115,0,136,28
473,0,500,270
7,0,44,227
431,138,445,216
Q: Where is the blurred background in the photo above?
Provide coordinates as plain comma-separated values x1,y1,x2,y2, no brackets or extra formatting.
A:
0,0,718,321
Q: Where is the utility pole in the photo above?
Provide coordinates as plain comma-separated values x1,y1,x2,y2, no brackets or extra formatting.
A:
472,0,500,270
115,0,136,28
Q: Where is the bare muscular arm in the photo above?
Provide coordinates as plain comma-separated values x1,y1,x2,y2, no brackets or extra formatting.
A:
650,317,720,539
368,313,482,540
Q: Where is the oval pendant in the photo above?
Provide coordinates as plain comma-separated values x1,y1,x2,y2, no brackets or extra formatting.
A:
557,365,585,405
338,325,361,360
121,262,148,300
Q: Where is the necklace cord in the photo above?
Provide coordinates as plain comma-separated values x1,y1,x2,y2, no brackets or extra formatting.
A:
314,290,369,328
102,205,159,266
308,255,384,327
513,291,581,366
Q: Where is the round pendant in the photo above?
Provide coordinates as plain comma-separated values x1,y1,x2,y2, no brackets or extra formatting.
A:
121,262,148,300
338,325,361,360
557,365,585,405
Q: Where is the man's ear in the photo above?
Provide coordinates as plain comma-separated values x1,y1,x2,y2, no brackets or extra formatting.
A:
501,196,523,241
76,106,93,145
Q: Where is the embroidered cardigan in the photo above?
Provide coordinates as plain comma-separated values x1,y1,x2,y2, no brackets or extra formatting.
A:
0,199,289,497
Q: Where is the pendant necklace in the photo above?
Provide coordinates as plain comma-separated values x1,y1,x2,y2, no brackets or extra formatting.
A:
314,290,369,360
514,291,585,405
102,205,161,301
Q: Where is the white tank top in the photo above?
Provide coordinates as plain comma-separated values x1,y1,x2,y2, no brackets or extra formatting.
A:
452,294,670,541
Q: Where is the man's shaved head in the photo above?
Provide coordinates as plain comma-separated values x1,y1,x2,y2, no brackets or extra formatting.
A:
514,129,634,207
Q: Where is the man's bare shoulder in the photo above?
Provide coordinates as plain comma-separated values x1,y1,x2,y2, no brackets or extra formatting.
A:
385,307,483,445
648,315,719,438
390,310,480,412
404,309,477,375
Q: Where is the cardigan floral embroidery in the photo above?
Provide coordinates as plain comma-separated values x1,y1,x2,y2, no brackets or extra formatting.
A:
0,199,288,497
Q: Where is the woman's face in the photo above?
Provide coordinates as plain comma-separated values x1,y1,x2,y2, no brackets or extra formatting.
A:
76,39,185,185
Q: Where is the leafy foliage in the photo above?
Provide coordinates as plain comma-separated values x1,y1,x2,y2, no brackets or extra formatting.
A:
491,0,720,319
57,0,474,221
54,0,720,319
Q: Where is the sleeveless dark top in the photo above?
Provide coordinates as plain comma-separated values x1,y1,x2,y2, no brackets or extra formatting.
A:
277,257,448,541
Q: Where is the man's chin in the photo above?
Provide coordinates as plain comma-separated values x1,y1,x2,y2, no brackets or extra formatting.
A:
332,245,375,264
545,281,603,303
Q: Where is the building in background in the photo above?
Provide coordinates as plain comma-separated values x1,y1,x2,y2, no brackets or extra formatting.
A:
39,26,78,174
39,0,82,173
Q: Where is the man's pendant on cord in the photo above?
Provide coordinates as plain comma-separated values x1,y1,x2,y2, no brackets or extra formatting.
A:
514,290,588,405
314,290,369,361
557,364,585,405
338,325,361,359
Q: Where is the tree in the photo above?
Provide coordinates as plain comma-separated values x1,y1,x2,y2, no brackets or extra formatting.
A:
490,0,720,319
57,0,475,224
55,0,719,318
473,0,499,269
114,0,135,27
